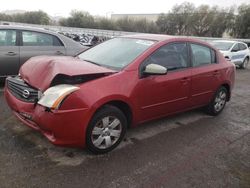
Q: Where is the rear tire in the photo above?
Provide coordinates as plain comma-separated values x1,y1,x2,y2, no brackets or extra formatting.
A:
241,57,249,69
86,105,127,154
205,86,228,116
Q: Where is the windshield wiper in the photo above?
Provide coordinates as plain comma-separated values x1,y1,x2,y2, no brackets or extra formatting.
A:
82,59,119,71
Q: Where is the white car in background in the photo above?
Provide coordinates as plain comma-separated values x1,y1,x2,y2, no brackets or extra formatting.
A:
211,40,250,69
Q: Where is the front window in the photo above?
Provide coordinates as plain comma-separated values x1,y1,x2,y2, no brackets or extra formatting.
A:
143,42,189,71
0,30,16,46
211,41,234,51
78,38,155,70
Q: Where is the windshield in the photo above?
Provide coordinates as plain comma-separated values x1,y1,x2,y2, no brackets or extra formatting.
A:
78,38,155,70
211,41,234,51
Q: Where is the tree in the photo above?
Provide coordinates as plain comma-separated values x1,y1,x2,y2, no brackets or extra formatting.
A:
156,2,237,37
156,13,169,34
12,11,51,25
156,2,195,35
190,5,215,36
96,18,116,30
230,4,250,38
61,10,96,28
116,17,136,32
0,13,13,22
208,7,235,37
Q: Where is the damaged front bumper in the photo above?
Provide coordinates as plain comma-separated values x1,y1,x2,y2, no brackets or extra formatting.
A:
4,86,90,148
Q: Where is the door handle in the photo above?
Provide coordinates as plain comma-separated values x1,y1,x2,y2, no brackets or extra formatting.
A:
55,51,64,55
213,70,220,76
5,52,17,56
180,77,190,83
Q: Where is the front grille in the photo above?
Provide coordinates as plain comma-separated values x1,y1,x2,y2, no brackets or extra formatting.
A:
7,76,39,103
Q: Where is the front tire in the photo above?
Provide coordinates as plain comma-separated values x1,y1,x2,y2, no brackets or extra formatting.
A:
86,105,127,154
206,86,228,116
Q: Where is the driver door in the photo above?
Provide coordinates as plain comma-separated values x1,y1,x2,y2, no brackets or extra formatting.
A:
136,42,192,122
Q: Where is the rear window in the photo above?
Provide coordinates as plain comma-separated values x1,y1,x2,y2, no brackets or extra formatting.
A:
191,44,216,67
211,41,234,51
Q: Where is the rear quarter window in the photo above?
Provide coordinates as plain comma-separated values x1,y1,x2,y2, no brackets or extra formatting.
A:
239,43,247,50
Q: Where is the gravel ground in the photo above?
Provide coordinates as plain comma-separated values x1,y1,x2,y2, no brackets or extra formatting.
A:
0,68,249,188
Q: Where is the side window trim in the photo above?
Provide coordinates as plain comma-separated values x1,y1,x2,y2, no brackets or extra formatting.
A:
16,30,21,46
210,48,217,64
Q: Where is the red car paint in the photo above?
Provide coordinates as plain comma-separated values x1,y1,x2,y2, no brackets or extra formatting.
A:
4,34,235,148
20,56,116,91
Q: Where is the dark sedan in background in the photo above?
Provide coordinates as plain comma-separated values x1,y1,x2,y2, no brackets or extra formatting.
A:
0,25,87,79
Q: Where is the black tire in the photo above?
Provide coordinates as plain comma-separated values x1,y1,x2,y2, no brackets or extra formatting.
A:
240,57,249,69
86,105,127,154
205,86,228,116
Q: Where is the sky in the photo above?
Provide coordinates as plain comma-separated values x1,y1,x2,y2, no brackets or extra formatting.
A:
0,0,249,17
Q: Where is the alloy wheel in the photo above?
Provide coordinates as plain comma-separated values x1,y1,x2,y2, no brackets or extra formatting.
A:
242,58,249,69
91,116,122,149
214,90,227,112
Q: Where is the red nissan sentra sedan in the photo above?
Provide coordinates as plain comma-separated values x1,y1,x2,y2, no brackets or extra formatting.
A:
4,34,235,154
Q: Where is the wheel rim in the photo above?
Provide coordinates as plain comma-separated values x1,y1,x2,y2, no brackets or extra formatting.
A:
214,90,227,112
91,116,122,149
243,59,249,68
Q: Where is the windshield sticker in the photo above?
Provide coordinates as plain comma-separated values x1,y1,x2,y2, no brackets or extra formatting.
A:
136,40,154,46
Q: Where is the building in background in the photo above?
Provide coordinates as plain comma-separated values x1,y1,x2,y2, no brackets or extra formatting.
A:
111,13,160,22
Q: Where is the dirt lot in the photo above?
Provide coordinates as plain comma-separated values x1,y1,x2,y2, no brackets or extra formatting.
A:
0,68,249,188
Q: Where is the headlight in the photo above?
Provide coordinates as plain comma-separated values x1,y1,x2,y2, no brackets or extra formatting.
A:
38,84,79,109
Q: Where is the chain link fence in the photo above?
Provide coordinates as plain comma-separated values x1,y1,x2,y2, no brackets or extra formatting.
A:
1,21,250,45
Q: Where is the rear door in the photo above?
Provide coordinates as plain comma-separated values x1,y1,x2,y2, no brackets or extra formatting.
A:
238,43,248,62
20,31,66,65
190,43,221,107
230,43,242,64
0,29,20,77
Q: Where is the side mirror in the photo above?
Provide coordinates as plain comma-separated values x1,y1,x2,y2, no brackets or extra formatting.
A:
231,49,238,52
143,64,167,75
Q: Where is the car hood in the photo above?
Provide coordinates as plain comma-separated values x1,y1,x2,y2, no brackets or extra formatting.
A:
19,56,116,91
219,50,229,55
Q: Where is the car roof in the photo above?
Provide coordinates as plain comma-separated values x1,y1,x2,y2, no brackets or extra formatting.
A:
0,25,58,35
121,34,175,41
0,25,85,49
121,34,215,46
213,40,239,44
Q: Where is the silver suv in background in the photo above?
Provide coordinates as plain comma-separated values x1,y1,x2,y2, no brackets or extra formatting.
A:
0,25,87,79
211,40,250,69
